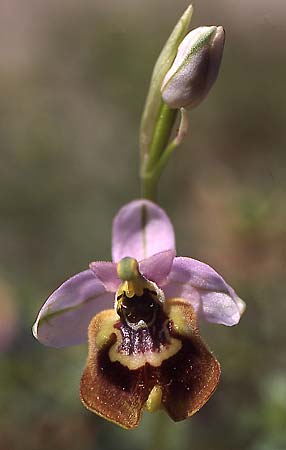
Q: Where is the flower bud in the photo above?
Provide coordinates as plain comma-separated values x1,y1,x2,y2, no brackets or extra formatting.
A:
161,26,225,109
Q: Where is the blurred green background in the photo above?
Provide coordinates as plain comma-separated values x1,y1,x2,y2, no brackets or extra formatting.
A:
0,0,285,449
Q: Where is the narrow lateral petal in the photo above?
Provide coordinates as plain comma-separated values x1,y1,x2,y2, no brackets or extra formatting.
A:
32,270,114,348
89,261,120,291
139,249,176,286
164,257,244,326
112,199,175,262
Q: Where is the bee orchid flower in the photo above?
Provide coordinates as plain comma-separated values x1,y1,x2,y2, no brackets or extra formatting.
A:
33,199,245,428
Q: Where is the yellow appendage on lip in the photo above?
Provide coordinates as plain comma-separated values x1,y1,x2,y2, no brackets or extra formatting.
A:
145,385,163,413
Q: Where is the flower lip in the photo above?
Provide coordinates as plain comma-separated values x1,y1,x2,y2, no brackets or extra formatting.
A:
80,298,221,428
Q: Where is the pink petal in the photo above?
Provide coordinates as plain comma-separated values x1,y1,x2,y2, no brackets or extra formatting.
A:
112,199,175,262
164,257,245,326
89,261,120,291
32,270,114,348
139,250,176,286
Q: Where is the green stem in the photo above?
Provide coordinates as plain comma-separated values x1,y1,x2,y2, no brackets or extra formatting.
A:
141,108,189,201
140,172,158,202
146,103,177,172
140,140,176,202
152,139,178,179
141,103,177,201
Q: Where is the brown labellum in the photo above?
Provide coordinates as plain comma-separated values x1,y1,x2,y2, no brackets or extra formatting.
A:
80,299,220,429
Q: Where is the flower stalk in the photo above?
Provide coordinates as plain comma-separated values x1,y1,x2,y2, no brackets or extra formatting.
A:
140,7,225,201
141,108,189,200
140,5,193,201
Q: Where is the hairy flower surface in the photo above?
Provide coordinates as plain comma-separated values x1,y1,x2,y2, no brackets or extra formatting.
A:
33,199,245,428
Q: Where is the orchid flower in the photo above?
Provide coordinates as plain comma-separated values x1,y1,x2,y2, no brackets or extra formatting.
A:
33,199,245,428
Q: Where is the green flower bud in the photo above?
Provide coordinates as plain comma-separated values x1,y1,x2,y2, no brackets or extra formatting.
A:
161,26,225,109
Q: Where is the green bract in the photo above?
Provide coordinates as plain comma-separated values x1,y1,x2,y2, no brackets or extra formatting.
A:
139,5,193,167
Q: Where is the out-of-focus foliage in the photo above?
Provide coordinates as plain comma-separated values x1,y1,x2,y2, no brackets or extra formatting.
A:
0,1,285,449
